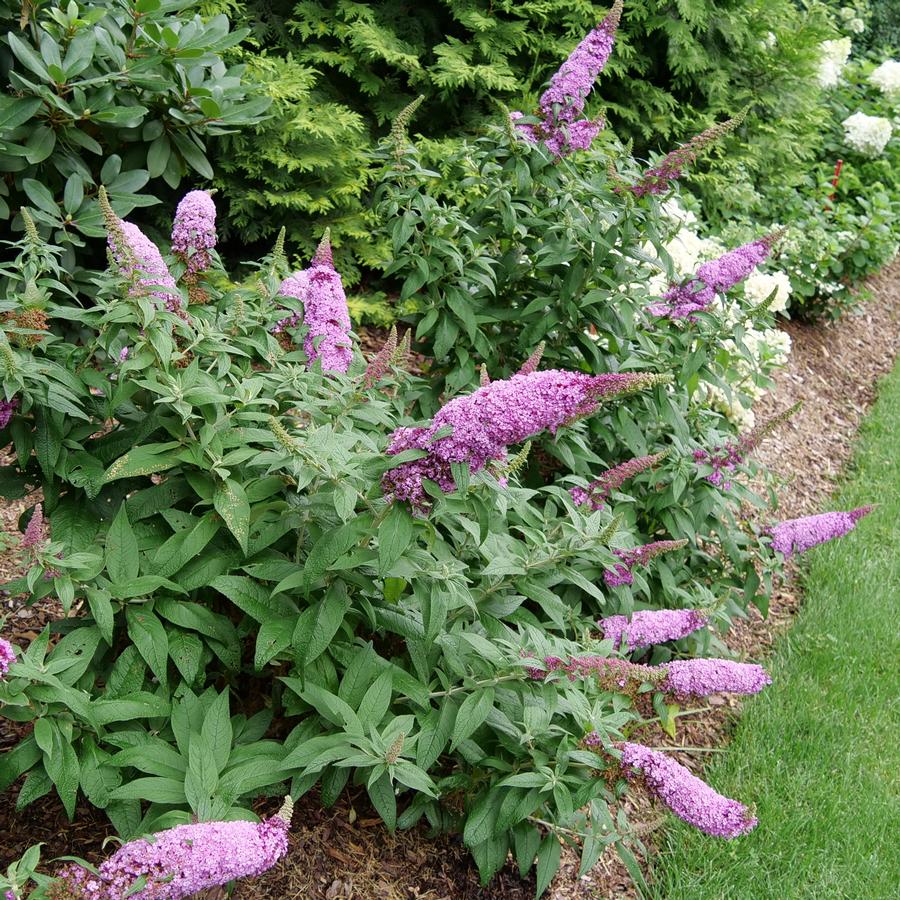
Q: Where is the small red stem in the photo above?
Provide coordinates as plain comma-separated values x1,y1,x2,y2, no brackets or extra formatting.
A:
825,158,843,212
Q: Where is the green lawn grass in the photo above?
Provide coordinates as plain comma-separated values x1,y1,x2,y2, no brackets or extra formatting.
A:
649,359,900,900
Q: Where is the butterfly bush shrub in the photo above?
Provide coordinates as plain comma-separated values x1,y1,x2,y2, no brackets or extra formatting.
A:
0,170,831,897
0,39,875,893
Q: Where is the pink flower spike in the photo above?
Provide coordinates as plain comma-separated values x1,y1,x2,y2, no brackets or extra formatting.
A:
21,503,45,549
0,636,16,678
663,658,771,698
277,232,352,374
602,539,687,587
599,608,709,650
768,506,873,558
108,219,184,316
171,190,217,275
620,742,757,838
651,234,780,319
571,451,668,511
383,369,668,511
511,0,622,157
54,798,293,899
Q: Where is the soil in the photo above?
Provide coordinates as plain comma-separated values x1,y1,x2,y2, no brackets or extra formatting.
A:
1,262,899,897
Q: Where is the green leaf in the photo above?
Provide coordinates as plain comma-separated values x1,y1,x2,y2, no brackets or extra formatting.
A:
211,575,279,624
92,692,170,726
415,702,454,771
106,505,139,584
109,777,186,804
451,688,494,749
0,96,42,130
291,583,351,667
7,33,50,80
201,691,233,775
254,619,293,670
44,723,80,819
147,134,171,178
153,512,221,577
535,834,562,898
471,833,510,886
357,670,392,728
214,478,250,553
85,589,114,646
367,771,396,831
168,630,202,683
274,513,373,595
377,504,413,576
463,791,499,847
103,443,181,482
125,608,169,688
22,178,59,217
338,645,379,710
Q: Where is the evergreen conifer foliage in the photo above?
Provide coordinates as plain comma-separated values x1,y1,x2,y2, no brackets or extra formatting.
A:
210,0,835,270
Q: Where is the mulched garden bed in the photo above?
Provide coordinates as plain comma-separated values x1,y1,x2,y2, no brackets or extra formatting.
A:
2,262,899,897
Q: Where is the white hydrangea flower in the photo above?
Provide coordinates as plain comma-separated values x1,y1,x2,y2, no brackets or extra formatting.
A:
743,270,792,313
870,60,900,96
818,38,852,88
847,18,865,34
842,112,893,157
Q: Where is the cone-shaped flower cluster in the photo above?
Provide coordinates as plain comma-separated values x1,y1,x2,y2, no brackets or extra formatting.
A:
383,369,668,510
603,539,688,587
663,658,771,698
571,451,668,510
695,403,801,488
111,222,183,314
0,636,15,678
619,742,757,837
649,234,779,319
363,325,398,388
525,652,768,701
599,608,709,650
0,397,17,429
21,503,45,549
171,190,217,275
769,506,872,558
277,234,352,374
54,799,293,899
524,654,661,691
102,188,183,316
629,111,747,197
511,1,621,156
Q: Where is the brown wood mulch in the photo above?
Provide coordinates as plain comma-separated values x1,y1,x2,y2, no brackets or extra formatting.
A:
1,261,899,897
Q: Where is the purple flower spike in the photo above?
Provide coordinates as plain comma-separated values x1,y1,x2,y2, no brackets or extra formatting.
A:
602,539,688,587
599,608,709,650
629,111,747,198
383,369,668,511
108,220,184,316
539,0,622,125
571,451,668,511
0,637,16,678
171,190,217,275
55,798,293,899
277,233,353,374
21,503,45,549
769,506,873,558
650,234,780,319
620,742,757,838
511,0,622,156
0,397,18,429
664,659,771,698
